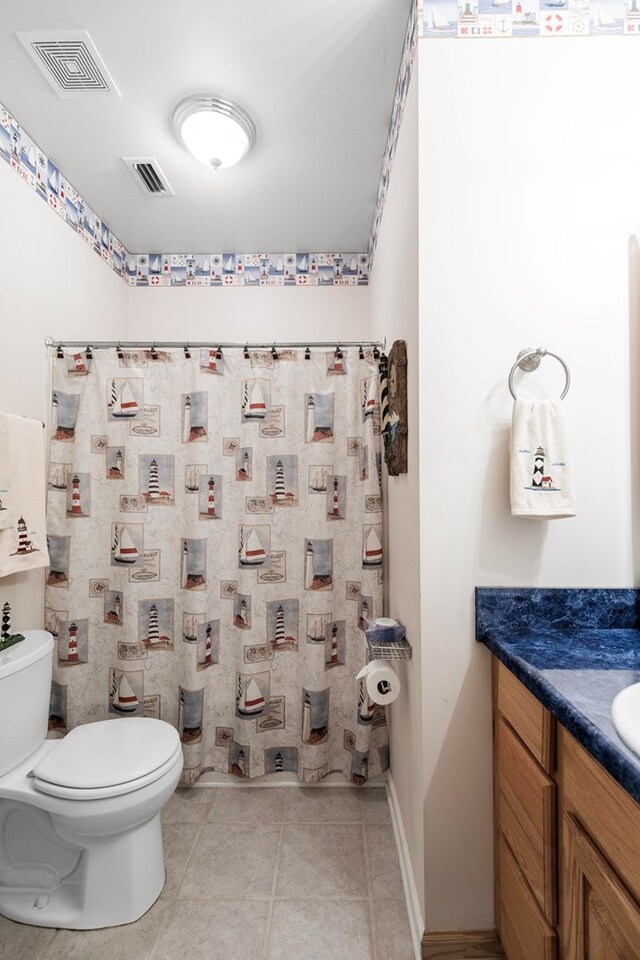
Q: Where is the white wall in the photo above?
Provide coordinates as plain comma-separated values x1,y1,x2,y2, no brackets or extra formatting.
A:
127,285,371,342
418,37,640,930
0,161,128,631
370,73,424,920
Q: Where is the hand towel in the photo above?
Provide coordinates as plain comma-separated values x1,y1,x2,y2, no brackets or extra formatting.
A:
510,398,576,519
0,412,50,576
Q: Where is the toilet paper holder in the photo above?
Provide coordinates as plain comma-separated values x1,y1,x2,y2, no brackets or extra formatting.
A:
364,618,412,661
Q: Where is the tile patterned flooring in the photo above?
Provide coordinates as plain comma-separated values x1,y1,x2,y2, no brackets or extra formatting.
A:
0,786,415,960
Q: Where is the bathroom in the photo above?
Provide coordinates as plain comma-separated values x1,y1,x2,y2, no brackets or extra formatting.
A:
2,0,640,957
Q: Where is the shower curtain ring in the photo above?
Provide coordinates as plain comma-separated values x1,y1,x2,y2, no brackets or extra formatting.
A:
271,343,279,361
304,346,311,360
184,343,191,359
150,342,158,359
244,343,250,359
116,342,124,359
85,344,93,359
56,342,64,359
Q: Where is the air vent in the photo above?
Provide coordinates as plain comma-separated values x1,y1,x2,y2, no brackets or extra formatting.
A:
17,30,120,99
123,158,174,197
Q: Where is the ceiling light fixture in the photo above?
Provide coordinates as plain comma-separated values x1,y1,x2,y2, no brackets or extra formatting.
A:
172,94,256,171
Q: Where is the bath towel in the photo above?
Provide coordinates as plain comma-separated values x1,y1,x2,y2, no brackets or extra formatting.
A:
0,412,50,577
510,398,576,519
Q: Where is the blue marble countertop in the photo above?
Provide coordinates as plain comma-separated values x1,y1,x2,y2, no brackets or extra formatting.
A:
476,588,640,805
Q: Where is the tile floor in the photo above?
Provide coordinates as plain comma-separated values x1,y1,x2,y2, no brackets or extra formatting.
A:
0,786,415,960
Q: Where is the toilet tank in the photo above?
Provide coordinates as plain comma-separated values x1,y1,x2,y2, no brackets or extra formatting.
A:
0,630,54,777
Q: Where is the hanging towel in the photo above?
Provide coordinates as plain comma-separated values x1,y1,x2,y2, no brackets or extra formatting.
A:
0,413,50,577
510,398,576,519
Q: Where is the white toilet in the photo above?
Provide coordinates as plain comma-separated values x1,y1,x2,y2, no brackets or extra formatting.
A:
0,630,183,929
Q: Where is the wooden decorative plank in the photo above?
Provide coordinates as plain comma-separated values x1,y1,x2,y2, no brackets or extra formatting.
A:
422,928,505,959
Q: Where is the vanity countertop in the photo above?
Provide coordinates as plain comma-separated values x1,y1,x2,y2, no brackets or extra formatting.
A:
476,587,640,804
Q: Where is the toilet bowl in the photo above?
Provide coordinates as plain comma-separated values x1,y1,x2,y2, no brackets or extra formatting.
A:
0,631,184,929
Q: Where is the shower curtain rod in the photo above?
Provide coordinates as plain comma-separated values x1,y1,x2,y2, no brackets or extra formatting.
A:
45,336,386,351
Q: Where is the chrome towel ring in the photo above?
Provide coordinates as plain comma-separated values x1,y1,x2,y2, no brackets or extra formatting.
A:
508,347,571,401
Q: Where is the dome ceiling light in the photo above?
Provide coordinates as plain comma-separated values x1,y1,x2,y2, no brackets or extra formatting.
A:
172,94,257,171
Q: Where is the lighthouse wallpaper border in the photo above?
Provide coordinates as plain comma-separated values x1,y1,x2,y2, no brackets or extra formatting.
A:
418,0,640,36
45,346,387,785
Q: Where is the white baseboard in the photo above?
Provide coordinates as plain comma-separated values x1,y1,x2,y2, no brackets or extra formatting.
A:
386,774,424,960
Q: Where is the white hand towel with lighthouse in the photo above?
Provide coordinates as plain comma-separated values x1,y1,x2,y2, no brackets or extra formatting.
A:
510,398,576,519
0,412,50,576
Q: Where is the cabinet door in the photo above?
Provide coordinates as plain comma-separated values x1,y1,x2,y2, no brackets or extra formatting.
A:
563,813,640,960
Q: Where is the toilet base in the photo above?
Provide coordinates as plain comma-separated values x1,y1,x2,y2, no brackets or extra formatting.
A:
0,812,166,929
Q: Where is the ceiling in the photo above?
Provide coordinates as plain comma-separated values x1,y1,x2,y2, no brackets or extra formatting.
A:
0,0,409,254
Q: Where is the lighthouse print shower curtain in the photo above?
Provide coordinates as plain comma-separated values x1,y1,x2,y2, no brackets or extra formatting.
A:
45,346,388,784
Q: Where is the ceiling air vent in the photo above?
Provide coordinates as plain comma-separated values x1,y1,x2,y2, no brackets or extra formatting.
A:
16,30,120,99
123,158,175,197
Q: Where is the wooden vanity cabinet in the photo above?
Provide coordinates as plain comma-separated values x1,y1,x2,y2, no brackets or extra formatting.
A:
492,657,640,960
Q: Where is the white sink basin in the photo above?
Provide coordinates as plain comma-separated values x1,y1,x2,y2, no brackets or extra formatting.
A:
611,682,640,757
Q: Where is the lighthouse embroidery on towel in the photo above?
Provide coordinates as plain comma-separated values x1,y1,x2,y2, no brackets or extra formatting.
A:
523,445,563,492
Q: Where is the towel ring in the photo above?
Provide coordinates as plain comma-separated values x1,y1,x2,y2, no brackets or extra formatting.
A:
508,347,570,401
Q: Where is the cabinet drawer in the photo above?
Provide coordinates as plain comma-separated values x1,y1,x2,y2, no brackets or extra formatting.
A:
499,835,557,960
498,718,557,923
497,661,554,773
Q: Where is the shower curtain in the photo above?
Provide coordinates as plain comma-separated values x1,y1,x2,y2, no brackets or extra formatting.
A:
45,345,388,784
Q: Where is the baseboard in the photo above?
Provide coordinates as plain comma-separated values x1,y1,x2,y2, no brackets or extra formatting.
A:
386,775,425,960
421,929,504,959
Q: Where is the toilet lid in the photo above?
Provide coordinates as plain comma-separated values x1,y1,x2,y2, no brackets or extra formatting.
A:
33,717,181,790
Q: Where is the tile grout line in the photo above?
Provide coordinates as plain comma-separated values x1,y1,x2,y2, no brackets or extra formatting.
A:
260,819,286,960
167,820,206,899
34,926,58,960
361,805,379,960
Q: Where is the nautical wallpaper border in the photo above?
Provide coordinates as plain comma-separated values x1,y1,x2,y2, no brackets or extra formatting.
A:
0,101,369,289
418,0,640,37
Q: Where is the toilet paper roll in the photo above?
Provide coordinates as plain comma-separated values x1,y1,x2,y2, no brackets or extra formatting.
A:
356,660,401,705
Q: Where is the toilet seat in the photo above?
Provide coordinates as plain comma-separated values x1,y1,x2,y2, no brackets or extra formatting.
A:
32,717,182,801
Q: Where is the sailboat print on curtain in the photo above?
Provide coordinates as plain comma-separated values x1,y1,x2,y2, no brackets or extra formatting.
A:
182,612,204,643
236,671,269,718
238,525,270,568
308,465,329,494
45,346,387,785
111,522,143,567
241,379,270,421
306,612,331,644
185,463,206,494
109,669,143,716
107,378,143,421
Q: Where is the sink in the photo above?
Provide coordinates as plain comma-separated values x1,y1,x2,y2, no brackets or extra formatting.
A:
611,682,640,757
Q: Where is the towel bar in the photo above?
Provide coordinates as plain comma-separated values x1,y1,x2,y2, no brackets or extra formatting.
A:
508,347,570,401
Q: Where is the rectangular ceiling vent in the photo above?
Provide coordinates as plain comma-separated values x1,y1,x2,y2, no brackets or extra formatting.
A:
123,158,175,197
17,30,120,99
